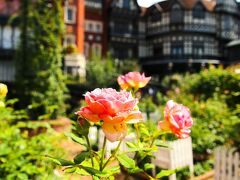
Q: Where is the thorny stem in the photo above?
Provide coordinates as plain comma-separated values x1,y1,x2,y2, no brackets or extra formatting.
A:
102,140,122,170
100,136,107,171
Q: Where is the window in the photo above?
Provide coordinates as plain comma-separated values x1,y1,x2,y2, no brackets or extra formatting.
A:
92,43,102,57
193,43,204,57
63,34,75,47
193,4,205,19
64,6,76,24
153,44,163,57
150,8,162,23
2,26,12,49
89,23,93,31
95,35,101,41
130,1,136,10
170,4,183,24
0,26,2,48
95,23,103,33
171,42,184,58
13,27,20,49
86,21,103,33
128,49,133,58
139,22,145,33
222,15,232,31
84,43,90,58
123,0,129,8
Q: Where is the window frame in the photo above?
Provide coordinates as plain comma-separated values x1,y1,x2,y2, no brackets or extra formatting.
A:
64,6,76,24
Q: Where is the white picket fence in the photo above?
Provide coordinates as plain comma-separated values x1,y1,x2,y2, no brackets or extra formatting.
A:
214,147,240,180
152,137,194,180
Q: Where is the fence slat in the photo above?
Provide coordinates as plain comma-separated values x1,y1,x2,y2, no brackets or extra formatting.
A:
214,147,240,180
233,152,239,180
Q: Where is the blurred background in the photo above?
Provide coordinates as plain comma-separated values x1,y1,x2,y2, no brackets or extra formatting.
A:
0,0,239,179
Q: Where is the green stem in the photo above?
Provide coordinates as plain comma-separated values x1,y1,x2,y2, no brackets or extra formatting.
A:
150,137,156,147
85,135,94,167
102,140,122,170
100,136,107,171
134,123,140,143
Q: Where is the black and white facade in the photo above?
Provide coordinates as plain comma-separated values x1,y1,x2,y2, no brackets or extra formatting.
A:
108,0,141,60
139,0,240,75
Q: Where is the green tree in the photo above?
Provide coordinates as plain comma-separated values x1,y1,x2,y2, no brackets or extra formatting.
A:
16,0,67,119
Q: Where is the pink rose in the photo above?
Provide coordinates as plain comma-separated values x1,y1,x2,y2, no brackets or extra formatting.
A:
76,88,142,142
158,100,193,138
117,72,151,90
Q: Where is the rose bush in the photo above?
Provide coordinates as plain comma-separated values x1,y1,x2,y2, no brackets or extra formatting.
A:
49,72,193,179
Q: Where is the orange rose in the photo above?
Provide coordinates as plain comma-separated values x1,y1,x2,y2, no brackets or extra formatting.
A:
76,88,142,142
117,72,151,90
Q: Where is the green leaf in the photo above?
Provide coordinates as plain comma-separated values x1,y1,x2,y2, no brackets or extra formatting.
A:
116,154,135,169
156,169,176,178
103,165,120,175
74,151,90,164
65,167,77,173
108,176,115,180
93,176,100,180
46,156,74,166
75,168,90,176
64,132,87,147
127,167,143,174
17,173,28,180
144,163,154,171
81,166,102,176
155,139,169,148
127,146,158,153
139,123,150,136
126,142,137,148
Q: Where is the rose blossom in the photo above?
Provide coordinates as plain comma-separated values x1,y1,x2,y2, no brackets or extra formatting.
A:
158,100,193,139
117,72,151,90
76,88,142,142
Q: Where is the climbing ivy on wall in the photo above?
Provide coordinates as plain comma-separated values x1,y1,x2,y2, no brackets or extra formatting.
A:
16,0,67,119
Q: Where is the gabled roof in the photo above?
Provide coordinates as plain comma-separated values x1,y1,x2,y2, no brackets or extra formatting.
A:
144,0,217,14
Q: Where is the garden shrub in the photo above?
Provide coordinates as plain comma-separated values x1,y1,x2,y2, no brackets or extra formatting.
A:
0,122,64,180
0,86,65,179
159,66,240,175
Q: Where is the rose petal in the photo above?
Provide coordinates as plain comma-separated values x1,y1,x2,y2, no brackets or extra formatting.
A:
76,107,100,122
102,122,128,142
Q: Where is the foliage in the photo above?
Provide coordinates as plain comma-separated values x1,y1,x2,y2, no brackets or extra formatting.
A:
0,84,65,179
63,44,78,55
16,0,67,119
194,159,213,176
159,66,240,175
162,66,240,109
0,99,28,123
82,53,139,89
85,54,119,89
0,122,64,180
138,95,158,120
